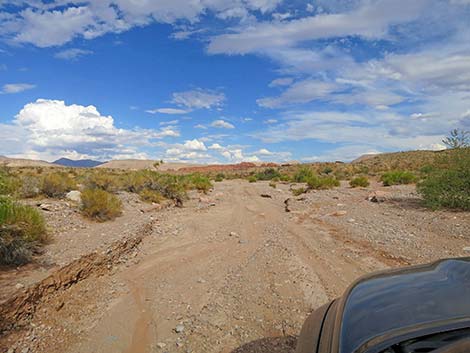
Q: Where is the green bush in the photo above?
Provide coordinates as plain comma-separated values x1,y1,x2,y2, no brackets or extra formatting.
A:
306,175,340,190
280,174,291,182
81,188,122,221
214,173,225,182
349,176,370,188
41,172,76,198
294,166,314,183
85,172,120,192
121,171,149,193
420,165,435,175
248,175,257,183
0,197,48,265
121,171,189,204
139,189,164,204
417,149,470,210
322,166,333,175
187,174,212,193
255,168,281,181
381,171,417,186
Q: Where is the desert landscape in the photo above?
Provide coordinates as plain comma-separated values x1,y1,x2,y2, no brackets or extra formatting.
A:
1,148,469,353
2,2,470,351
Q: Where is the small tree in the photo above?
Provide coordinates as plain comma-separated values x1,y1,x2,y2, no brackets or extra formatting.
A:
442,129,469,149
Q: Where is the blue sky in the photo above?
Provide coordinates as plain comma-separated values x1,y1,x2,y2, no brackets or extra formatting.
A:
0,0,469,163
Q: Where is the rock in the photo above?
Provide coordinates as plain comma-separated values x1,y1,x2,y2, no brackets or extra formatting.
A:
15,283,25,290
156,342,166,349
284,198,291,213
367,191,389,203
21,348,29,353
175,324,185,333
331,210,347,217
239,239,248,244
463,247,470,252
229,232,238,237
199,196,210,203
66,190,81,203
38,203,53,211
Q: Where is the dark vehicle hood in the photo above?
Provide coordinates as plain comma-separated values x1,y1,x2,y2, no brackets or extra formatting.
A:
337,258,470,353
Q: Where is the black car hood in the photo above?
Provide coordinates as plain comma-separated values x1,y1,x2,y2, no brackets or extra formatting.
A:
338,258,470,353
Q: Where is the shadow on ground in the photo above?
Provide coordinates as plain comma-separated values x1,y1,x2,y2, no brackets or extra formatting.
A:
387,197,426,211
230,336,297,353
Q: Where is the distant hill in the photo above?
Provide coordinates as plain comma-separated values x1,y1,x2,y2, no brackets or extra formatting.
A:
53,158,104,168
351,153,379,163
0,156,56,168
352,149,453,172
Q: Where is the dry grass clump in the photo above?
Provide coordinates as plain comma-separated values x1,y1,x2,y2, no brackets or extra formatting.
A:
0,197,48,265
41,172,76,198
80,188,123,222
0,167,21,196
84,171,121,192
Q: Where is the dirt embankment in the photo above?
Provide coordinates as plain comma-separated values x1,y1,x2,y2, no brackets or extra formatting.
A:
1,180,469,353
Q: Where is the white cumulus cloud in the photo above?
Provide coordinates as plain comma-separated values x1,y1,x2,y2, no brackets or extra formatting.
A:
0,99,179,160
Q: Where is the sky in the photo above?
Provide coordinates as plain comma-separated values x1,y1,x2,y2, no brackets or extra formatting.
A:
0,0,469,163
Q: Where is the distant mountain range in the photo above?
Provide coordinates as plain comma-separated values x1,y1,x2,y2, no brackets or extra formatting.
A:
53,158,105,168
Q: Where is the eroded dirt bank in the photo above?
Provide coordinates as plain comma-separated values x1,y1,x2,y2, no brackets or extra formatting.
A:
1,180,469,353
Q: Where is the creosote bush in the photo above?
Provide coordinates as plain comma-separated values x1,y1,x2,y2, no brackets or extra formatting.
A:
349,176,370,188
81,188,123,222
0,197,48,265
381,171,417,186
417,148,470,211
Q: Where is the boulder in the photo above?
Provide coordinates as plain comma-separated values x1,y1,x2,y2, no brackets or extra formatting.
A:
66,190,82,203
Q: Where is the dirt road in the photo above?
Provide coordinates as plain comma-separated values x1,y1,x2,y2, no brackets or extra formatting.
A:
3,180,469,353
